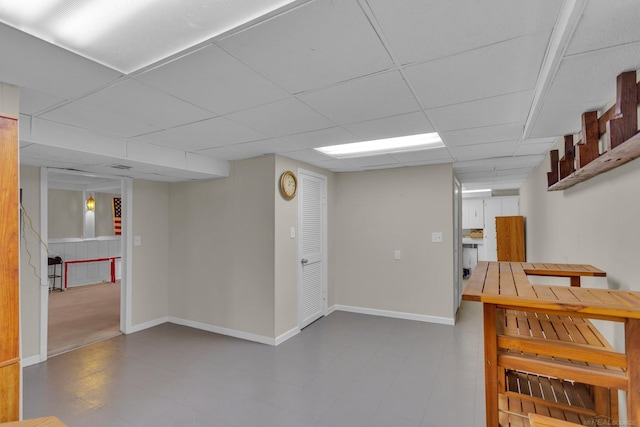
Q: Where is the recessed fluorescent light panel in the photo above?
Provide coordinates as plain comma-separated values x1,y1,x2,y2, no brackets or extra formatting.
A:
0,0,297,73
315,132,444,159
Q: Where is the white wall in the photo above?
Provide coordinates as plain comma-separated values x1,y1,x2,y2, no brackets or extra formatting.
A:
48,189,83,238
333,164,455,322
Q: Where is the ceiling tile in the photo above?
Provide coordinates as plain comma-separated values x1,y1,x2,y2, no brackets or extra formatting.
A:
389,147,453,163
405,32,549,109
79,80,214,128
343,154,399,168
135,44,289,115
40,101,159,138
366,0,560,64
218,0,393,93
280,127,360,151
196,141,272,161
0,24,122,99
343,111,435,140
281,149,335,164
19,88,65,115
427,90,534,132
441,123,524,148
225,98,335,137
449,141,517,162
133,116,267,151
299,71,421,124
565,0,640,56
528,41,640,138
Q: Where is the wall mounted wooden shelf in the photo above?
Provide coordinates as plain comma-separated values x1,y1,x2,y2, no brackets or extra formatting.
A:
548,130,640,190
547,71,640,191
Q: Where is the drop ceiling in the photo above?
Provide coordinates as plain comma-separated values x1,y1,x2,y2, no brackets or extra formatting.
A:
4,0,640,190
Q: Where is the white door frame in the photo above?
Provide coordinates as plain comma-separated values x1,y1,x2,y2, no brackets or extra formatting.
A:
453,178,462,315
38,168,132,362
296,168,328,328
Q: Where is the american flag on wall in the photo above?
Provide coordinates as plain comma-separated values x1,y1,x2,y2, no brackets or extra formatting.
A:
112,197,122,235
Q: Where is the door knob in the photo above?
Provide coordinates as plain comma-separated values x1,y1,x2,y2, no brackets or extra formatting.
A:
301,258,308,264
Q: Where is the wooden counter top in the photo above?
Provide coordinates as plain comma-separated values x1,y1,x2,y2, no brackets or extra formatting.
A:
462,261,640,321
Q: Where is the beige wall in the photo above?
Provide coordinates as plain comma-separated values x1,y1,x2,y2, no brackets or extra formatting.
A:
131,180,170,326
48,189,83,238
168,156,276,338
19,166,41,360
520,142,640,350
334,164,455,321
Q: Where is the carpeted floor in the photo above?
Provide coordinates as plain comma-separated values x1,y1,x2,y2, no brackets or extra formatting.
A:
48,281,122,356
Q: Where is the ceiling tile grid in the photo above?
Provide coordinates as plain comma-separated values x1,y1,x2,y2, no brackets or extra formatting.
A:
10,0,640,188
133,116,268,151
298,71,422,125
217,0,394,93
134,44,290,116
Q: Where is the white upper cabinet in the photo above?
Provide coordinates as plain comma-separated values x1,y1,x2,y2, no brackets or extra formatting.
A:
462,198,484,229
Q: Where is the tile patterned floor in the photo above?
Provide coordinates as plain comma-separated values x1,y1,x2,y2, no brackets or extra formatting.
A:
23,301,486,427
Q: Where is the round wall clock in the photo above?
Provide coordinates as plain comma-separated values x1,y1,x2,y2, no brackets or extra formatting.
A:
280,170,297,200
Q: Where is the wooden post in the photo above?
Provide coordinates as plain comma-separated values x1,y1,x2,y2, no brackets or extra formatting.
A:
484,304,499,427
559,135,575,180
577,111,600,168
0,116,19,423
607,71,638,150
627,318,640,424
547,149,559,187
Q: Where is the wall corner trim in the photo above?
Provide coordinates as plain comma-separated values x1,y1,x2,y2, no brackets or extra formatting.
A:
275,327,300,346
128,316,169,334
168,317,276,346
21,355,43,368
333,305,455,326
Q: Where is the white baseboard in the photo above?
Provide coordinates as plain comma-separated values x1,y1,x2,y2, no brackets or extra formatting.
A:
128,316,169,334
326,305,337,315
333,305,455,326
275,326,300,346
168,317,276,346
21,354,43,367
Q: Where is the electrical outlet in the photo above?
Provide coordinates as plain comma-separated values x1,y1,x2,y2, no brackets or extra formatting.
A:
432,232,443,243
394,249,401,260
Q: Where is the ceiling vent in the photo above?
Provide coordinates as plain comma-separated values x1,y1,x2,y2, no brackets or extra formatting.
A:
111,164,132,170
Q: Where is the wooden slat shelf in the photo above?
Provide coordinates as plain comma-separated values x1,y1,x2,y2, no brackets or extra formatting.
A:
463,261,639,426
547,71,640,191
499,395,595,426
504,371,595,415
548,131,640,191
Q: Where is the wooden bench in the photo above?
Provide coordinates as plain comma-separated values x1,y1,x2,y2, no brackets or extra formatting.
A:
463,261,639,426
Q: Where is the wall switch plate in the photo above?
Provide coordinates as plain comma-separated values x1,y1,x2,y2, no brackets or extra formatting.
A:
290,227,295,239
394,249,401,260
432,232,443,243
134,235,142,246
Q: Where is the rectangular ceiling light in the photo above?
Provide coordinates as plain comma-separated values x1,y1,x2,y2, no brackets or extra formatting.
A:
315,132,444,159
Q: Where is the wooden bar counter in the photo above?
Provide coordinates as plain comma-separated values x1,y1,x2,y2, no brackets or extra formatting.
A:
463,261,639,426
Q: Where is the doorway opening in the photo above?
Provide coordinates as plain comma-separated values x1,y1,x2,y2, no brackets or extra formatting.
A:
40,169,132,358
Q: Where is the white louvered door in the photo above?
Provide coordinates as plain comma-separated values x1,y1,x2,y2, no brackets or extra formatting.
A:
298,170,326,329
